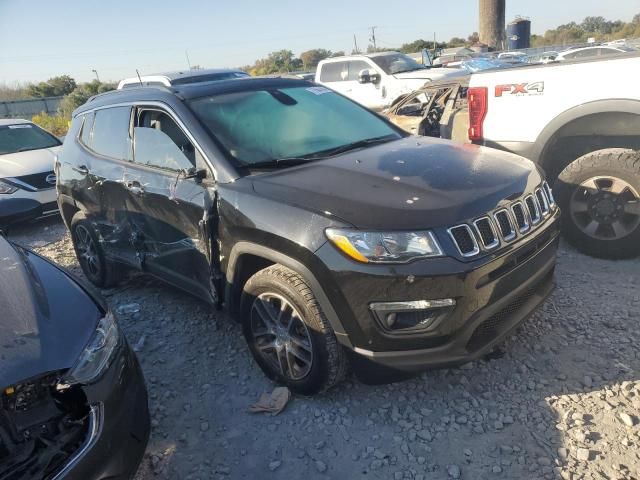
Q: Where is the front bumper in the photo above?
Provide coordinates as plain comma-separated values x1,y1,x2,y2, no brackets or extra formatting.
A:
54,342,150,480
0,191,58,227
314,209,560,376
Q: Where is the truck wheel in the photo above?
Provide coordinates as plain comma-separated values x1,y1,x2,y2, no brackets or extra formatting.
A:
240,265,348,395
554,149,640,259
70,215,126,288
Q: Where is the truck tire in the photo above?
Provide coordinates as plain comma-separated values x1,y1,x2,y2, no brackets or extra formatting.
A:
70,215,126,288
240,265,348,395
554,149,640,259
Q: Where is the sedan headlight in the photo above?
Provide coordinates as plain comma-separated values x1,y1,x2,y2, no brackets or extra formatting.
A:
65,311,121,385
0,179,18,194
326,228,443,263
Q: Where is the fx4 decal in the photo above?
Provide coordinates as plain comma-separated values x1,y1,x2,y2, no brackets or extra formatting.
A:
494,82,544,97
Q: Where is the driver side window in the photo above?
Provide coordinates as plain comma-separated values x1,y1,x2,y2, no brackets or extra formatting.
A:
133,109,195,172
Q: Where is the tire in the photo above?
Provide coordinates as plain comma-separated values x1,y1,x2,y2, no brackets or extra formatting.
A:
240,265,348,395
70,215,126,288
554,148,640,259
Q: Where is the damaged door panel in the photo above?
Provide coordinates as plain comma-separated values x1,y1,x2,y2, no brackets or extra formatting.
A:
384,76,470,142
126,107,217,303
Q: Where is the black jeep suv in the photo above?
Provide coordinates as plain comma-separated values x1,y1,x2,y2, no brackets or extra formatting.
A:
57,77,560,394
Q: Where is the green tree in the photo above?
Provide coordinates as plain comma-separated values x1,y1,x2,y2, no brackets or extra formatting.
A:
27,75,77,98
467,32,480,44
399,39,431,53
249,50,301,75
448,37,467,47
300,49,332,69
58,80,116,118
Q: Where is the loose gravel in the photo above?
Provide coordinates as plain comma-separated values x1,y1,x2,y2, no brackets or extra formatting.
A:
8,217,640,480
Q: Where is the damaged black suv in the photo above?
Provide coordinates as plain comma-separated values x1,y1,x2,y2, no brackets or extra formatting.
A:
57,77,560,394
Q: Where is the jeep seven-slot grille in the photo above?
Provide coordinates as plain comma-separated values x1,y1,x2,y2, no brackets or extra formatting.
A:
494,210,515,241
535,188,549,215
473,217,498,249
511,202,529,233
448,225,479,256
525,195,541,224
543,181,555,206
447,183,554,258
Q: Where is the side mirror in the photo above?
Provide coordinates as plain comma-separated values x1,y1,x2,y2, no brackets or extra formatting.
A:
358,69,380,84
182,167,208,182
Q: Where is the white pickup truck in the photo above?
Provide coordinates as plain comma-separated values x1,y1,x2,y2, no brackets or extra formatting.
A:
385,53,640,259
315,51,463,111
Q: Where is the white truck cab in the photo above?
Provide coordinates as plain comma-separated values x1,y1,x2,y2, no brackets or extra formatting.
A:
315,51,463,111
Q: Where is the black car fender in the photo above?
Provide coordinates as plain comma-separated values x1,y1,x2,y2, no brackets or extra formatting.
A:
224,241,352,348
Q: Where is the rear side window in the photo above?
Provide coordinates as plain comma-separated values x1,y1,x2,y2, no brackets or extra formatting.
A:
319,61,348,82
91,107,132,160
79,112,95,147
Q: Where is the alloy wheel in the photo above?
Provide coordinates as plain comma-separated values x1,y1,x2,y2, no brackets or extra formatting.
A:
74,225,101,277
570,176,640,240
250,293,314,381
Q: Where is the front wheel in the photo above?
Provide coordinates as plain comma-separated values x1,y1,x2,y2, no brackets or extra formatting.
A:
240,265,348,395
554,149,640,259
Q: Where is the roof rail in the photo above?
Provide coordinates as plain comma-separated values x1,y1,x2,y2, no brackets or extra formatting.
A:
86,84,175,103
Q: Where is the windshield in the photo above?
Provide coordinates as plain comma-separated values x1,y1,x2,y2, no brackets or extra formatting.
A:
188,86,402,167
370,53,424,74
0,123,61,155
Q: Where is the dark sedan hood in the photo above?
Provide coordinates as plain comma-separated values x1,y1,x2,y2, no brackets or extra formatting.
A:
251,137,542,230
0,237,101,388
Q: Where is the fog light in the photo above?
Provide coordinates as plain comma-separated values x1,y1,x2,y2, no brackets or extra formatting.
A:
370,299,456,333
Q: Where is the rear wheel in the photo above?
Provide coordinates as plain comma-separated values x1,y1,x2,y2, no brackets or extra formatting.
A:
70,215,126,287
554,149,640,259
240,265,348,395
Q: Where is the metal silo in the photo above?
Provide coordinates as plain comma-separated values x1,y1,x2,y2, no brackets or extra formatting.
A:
507,18,531,50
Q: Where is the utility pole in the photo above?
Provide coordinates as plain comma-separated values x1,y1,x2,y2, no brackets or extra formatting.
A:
353,34,360,54
185,50,192,70
369,26,377,51
91,69,100,82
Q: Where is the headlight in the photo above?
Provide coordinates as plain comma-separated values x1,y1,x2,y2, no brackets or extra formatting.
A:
65,311,121,385
0,180,18,194
325,228,443,263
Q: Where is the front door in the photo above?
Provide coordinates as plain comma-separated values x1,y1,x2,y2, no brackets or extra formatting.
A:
344,59,385,111
126,107,217,302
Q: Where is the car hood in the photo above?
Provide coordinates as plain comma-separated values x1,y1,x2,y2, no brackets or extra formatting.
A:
250,137,542,230
0,237,101,388
392,68,464,81
0,146,60,178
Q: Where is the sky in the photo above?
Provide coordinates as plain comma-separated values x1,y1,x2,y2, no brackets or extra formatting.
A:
0,0,638,84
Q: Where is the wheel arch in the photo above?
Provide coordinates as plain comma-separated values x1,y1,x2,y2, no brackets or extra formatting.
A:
533,99,640,180
224,241,350,346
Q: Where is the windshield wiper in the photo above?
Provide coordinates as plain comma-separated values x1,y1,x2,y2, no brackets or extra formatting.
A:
238,135,398,169
309,135,398,158
239,157,315,169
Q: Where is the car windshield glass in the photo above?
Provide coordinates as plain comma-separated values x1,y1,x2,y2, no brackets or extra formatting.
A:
0,123,60,155
188,86,402,167
370,53,424,74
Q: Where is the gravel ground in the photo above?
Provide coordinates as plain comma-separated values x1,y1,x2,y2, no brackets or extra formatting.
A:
8,217,640,480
